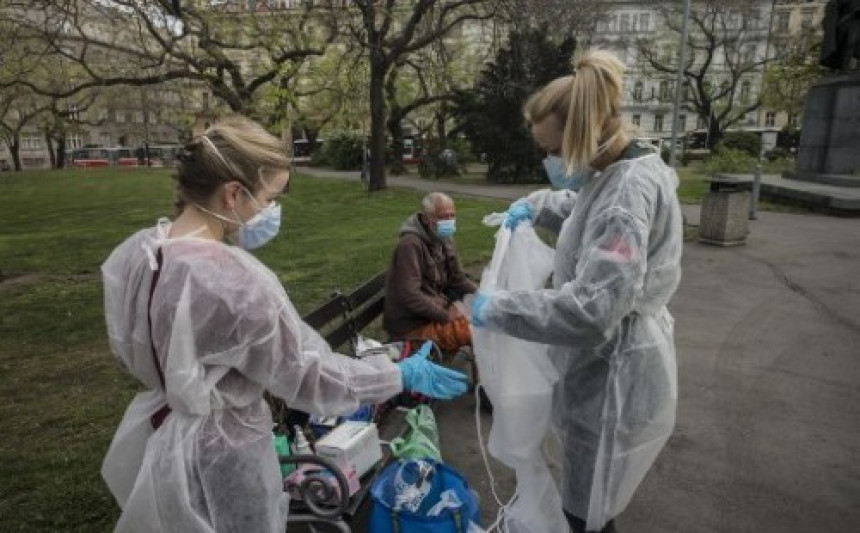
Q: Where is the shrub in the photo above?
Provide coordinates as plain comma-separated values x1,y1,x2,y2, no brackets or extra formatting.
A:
702,147,758,174
322,131,364,170
717,131,762,157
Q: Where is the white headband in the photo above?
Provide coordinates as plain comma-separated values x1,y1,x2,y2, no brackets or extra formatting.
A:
200,134,231,170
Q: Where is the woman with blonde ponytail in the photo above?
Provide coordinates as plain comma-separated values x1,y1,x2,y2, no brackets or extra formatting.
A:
471,50,684,532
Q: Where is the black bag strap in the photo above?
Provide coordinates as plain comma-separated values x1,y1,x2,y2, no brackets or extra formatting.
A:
146,248,172,430
147,247,166,389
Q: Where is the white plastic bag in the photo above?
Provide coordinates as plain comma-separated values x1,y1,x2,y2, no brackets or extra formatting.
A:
472,215,569,533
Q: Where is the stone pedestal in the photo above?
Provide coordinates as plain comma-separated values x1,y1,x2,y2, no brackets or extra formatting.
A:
787,72,860,183
699,181,750,246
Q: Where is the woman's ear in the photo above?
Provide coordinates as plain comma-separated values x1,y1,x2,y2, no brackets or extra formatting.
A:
220,181,243,211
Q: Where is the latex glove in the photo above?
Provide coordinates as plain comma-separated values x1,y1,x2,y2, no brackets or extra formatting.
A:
398,341,468,399
470,292,490,327
504,199,533,229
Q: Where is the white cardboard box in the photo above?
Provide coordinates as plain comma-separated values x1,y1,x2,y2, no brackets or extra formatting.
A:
314,421,383,478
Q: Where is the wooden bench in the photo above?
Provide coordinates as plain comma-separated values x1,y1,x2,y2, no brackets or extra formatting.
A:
270,271,411,532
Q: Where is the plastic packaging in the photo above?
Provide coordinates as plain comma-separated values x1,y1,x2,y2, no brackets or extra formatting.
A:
393,460,435,513
292,425,313,455
273,434,294,476
389,405,441,462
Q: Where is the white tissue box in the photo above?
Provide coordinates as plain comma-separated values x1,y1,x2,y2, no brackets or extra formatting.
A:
314,421,382,478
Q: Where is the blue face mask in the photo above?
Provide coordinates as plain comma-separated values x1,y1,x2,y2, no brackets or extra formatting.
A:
436,219,456,239
542,156,594,191
237,201,281,250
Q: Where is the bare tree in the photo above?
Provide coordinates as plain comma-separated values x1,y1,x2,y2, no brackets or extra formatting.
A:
494,0,609,44
1,1,340,116
635,0,774,148
348,0,494,191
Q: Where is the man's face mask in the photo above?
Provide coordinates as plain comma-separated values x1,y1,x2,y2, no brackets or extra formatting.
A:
436,219,456,239
542,156,594,191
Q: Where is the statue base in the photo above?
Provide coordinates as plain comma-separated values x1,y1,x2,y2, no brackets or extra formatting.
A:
792,71,860,182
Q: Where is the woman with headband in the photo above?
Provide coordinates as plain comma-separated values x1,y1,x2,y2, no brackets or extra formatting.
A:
100,116,467,531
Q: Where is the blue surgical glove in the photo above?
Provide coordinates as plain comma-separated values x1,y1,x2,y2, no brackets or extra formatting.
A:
470,292,490,327
504,200,533,229
398,340,469,400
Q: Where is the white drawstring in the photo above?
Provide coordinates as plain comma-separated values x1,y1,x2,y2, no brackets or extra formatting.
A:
475,383,518,533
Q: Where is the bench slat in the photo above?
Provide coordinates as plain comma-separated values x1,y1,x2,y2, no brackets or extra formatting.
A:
303,293,349,331
346,272,386,310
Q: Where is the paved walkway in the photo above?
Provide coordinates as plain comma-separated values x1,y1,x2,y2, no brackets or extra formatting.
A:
307,167,860,532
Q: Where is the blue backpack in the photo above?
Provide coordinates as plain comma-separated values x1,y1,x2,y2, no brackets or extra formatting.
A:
369,460,481,533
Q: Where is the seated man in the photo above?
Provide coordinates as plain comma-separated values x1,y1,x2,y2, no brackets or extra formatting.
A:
384,192,476,352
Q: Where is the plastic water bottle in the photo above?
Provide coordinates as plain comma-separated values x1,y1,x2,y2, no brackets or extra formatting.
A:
292,425,313,455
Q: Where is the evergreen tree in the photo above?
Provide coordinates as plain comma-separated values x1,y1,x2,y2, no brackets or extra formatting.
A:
454,28,576,183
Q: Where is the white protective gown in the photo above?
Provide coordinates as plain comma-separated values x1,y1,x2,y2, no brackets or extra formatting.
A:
480,146,683,530
101,220,402,532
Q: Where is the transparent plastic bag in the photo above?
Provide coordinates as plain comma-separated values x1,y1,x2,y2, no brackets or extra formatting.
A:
472,216,569,533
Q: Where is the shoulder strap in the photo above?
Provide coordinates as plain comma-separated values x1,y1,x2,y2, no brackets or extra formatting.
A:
147,248,166,389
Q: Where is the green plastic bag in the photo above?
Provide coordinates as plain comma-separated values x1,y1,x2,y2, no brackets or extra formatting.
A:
273,434,294,476
389,405,441,462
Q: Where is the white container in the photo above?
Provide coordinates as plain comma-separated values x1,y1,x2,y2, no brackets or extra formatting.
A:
314,421,383,478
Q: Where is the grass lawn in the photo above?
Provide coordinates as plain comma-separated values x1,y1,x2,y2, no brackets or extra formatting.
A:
0,167,506,531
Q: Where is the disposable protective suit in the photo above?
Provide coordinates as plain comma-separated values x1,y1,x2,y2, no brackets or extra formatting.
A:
101,219,402,532
479,147,683,530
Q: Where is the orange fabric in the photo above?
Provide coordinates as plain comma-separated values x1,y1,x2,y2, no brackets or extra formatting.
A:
406,316,472,353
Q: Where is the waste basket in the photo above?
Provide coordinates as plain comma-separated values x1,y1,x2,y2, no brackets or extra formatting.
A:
698,177,751,246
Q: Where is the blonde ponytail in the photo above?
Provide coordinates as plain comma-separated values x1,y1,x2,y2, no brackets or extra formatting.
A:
524,49,627,173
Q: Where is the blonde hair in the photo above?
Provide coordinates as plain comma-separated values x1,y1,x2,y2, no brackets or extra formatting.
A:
524,49,626,172
174,116,290,211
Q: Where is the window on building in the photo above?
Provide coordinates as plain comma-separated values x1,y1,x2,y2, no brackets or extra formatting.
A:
682,81,691,101
740,80,752,103
697,115,709,130
678,114,687,131
100,133,111,147
21,134,42,150
745,9,761,29
743,45,756,65
801,9,815,30
620,14,630,31
659,80,672,102
654,113,664,132
639,13,650,32
776,11,790,31
607,15,617,32
66,135,83,150
147,111,157,124
632,114,641,127
99,108,109,122
116,110,125,123
68,104,80,121
133,111,144,123
633,81,644,101
765,111,776,127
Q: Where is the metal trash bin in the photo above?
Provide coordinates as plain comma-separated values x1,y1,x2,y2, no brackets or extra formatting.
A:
699,177,751,246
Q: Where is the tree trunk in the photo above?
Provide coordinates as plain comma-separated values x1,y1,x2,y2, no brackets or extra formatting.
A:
435,108,447,148
56,135,67,169
10,135,22,171
368,54,388,191
44,131,57,169
387,107,407,176
707,114,722,149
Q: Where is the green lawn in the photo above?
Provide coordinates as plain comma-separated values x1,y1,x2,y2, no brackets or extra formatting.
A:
0,168,506,531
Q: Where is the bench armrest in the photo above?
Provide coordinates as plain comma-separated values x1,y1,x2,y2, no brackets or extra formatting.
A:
280,454,350,519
